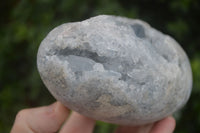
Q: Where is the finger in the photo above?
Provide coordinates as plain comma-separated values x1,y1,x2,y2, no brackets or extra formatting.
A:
11,101,70,133
114,123,153,133
150,116,176,133
60,112,96,133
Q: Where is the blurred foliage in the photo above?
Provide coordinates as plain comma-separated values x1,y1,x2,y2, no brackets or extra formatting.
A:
0,0,200,132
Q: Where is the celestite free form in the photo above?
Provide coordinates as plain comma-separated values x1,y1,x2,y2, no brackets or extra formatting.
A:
37,15,192,125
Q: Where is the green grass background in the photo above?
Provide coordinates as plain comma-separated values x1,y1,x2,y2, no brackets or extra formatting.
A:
0,0,200,132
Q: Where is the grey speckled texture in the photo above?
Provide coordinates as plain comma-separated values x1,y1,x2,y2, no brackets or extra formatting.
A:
37,15,193,125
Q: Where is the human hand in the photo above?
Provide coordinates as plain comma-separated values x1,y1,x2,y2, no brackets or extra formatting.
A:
11,101,175,133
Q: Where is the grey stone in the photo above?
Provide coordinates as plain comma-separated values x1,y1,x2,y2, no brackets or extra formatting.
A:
37,15,193,125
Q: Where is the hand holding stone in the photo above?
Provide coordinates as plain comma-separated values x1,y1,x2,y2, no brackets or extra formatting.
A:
37,15,192,125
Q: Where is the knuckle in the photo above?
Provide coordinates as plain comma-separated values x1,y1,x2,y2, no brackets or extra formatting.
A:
11,109,31,133
15,109,29,121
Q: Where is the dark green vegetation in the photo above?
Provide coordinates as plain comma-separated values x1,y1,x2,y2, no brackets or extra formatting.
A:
0,0,200,132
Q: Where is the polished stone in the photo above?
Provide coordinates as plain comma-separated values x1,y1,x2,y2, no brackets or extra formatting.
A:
37,15,193,125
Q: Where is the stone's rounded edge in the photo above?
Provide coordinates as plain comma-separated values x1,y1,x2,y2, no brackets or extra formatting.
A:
36,23,72,101
158,35,192,113
89,14,151,26
184,53,193,103
37,22,76,75
168,35,193,88
37,14,193,126
168,35,193,115
167,35,193,111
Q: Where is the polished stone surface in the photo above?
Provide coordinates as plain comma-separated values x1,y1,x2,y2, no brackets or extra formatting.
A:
37,15,193,125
